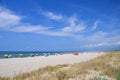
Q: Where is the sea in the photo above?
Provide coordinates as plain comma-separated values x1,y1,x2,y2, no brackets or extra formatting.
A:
0,50,112,59
0,51,74,59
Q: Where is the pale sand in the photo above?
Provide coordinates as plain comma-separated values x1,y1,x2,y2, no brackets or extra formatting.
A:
0,52,104,77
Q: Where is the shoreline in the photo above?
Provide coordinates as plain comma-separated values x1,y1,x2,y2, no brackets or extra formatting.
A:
0,52,104,77
0,51,105,59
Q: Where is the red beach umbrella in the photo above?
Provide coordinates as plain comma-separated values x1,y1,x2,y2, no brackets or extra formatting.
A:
73,52,79,56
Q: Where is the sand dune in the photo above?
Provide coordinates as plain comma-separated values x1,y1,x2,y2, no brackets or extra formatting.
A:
0,52,103,77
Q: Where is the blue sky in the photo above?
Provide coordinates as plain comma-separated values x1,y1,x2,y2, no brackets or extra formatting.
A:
0,0,120,51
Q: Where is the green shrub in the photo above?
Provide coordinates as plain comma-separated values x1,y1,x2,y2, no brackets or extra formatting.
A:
116,72,120,80
94,76,101,80
93,76,108,80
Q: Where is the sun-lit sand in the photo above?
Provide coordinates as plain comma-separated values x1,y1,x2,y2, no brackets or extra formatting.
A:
0,52,104,77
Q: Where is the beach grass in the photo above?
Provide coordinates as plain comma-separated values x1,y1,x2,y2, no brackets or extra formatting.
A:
0,51,120,80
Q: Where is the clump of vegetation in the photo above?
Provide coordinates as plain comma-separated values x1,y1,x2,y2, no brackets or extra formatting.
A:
44,64,66,72
0,77,9,80
56,70,67,80
93,76,108,80
116,72,120,80
68,51,120,79
12,64,69,80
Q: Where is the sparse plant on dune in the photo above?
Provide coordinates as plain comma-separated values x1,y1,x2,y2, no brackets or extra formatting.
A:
116,72,120,80
0,77,9,80
93,76,108,80
56,70,67,80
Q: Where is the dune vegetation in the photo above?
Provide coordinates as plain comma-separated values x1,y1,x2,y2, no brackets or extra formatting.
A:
0,51,120,80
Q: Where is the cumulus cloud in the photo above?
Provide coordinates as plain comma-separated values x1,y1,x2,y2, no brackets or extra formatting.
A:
0,7,21,28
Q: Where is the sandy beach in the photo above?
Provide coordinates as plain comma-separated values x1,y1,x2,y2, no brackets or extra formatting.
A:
0,52,104,77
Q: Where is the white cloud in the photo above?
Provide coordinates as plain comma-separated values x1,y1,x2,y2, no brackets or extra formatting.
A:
82,30,120,45
41,11,83,36
9,25,49,32
68,15,77,26
93,20,101,30
37,31,71,36
62,24,85,33
0,7,21,28
86,31,108,42
43,11,62,20
62,15,85,33
87,42,110,47
116,42,120,45
85,41,120,47
0,6,119,48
